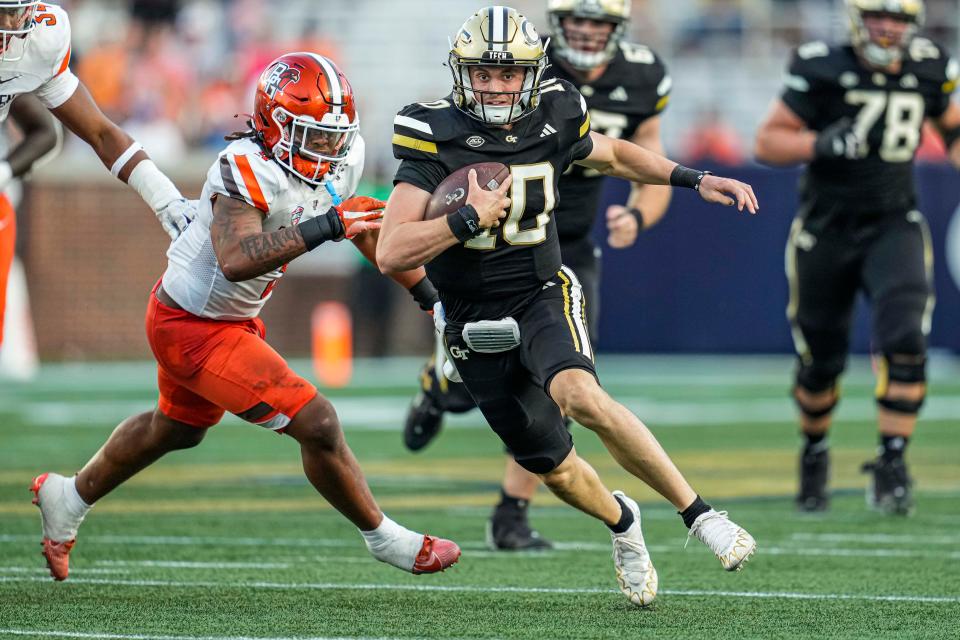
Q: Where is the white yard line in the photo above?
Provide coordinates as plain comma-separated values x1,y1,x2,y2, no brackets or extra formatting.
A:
0,631,415,640
791,532,960,545
4,534,956,560
0,576,956,604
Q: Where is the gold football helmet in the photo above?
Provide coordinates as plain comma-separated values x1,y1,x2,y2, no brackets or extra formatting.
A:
547,0,630,71
847,0,925,68
448,6,549,125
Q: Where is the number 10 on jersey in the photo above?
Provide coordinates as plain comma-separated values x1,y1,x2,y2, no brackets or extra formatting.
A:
465,162,555,249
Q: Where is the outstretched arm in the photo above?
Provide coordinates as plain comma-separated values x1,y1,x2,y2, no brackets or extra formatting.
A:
580,131,758,213
49,82,191,238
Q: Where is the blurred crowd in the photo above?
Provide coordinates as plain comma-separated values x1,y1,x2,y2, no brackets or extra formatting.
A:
59,0,960,168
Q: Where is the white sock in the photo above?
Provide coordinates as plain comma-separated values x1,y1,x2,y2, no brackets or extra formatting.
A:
65,476,93,514
359,514,423,572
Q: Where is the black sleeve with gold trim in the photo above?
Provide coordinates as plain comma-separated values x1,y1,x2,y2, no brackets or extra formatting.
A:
909,39,958,119
392,101,454,193
780,41,835,126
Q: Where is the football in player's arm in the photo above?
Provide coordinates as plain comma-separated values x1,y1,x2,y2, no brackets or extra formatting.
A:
0,2,192,238
378,100,756,271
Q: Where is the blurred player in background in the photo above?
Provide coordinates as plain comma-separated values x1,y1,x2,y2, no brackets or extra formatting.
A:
401,0,674,551
0,92,56,349
0,1,192,239
755,0,960,515
379,6,757,606
31,53,460,581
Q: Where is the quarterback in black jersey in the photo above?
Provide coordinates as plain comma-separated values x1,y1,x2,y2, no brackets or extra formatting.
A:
378,6,758,606
755,0,960,515
399,0,675,552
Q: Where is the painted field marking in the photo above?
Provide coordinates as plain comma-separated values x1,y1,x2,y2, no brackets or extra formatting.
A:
4,534,957,560
791,532,960,545
0,630,416,640
0,576,957,604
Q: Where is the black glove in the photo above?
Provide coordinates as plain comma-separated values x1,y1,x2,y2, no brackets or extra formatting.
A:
814,117,866,160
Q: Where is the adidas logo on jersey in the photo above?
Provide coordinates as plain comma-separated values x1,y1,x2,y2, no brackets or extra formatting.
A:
609,86,628,101
540,124,557,138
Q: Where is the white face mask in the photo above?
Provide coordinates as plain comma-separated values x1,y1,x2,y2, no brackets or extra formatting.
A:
0,2,38,62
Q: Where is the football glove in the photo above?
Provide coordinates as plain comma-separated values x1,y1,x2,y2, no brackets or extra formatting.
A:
814,117,867,160
335,196,385,239
155,197,196,240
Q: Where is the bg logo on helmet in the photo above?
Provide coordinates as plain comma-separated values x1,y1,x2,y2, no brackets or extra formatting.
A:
263,62,301,99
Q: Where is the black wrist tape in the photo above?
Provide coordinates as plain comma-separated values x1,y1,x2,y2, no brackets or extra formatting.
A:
298,209,344,250
670,165,709,190
627,207,645,231
408,276,440,311
446,204,482,242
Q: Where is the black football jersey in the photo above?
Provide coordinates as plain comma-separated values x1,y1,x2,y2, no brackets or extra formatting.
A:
782,39,958,219
547,41,670,240
392,78,593,322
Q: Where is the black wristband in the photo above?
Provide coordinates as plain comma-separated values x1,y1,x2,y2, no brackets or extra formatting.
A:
670,165,711,191
298,209,345,250
408,276,440,311
627,207,645,231
446,204,482,242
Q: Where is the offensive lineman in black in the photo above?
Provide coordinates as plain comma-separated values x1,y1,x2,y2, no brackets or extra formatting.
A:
755,0,960,515
400,0,674,551
378,6,758,606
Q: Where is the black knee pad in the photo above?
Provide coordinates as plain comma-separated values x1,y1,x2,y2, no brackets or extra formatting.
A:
796,355,845,394
875,352,926,415
792,386,838,419
877,396,925,415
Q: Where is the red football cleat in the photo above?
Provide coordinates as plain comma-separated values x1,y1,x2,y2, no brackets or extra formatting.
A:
411,535,461,574
31,473,80,581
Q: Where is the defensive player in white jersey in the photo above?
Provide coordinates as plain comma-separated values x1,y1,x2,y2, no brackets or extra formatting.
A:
30,52,461,581
0,92,57,347
0,1,192,238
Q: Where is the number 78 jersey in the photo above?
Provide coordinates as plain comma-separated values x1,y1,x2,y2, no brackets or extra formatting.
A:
392,77,593,322
781,39,958,216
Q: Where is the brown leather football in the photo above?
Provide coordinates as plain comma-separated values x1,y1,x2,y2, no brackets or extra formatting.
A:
423,162,510,220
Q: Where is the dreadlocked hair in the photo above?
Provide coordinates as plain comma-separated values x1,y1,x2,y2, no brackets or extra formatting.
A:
225,115,259,142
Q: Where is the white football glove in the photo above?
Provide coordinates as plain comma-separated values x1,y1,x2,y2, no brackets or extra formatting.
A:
155,197,196,240
432,301,462,384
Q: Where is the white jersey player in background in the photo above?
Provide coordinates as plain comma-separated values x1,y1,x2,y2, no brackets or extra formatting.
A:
30,52,461,581
0,1,192,238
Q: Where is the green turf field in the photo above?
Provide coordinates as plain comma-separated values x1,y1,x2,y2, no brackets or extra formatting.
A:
1,355,958,640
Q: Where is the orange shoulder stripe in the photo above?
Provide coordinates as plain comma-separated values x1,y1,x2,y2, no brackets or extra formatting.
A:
55,45,71,76
234,155,269,212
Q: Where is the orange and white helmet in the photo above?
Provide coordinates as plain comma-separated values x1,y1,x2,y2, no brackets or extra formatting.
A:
0,1,40,61
253,53,359,186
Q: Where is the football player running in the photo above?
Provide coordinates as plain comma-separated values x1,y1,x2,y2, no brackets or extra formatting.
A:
378,6,758,606
31,53,460,581
755,0,960,515
402,0,674,552
0,2,192,239
0,93,57,347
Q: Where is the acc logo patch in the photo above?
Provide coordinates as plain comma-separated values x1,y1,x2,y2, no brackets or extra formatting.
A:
466,135,486,148
263,62,301,99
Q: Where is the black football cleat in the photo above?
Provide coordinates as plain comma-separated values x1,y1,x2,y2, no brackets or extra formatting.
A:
403,390,445,452
487,503,553,551
862,456,914,516
796,445,830,512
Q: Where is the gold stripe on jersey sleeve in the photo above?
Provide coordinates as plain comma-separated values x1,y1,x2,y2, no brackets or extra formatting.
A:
392,134,438,154
943,79,957,94
579,113,591,138
656,95,670,112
